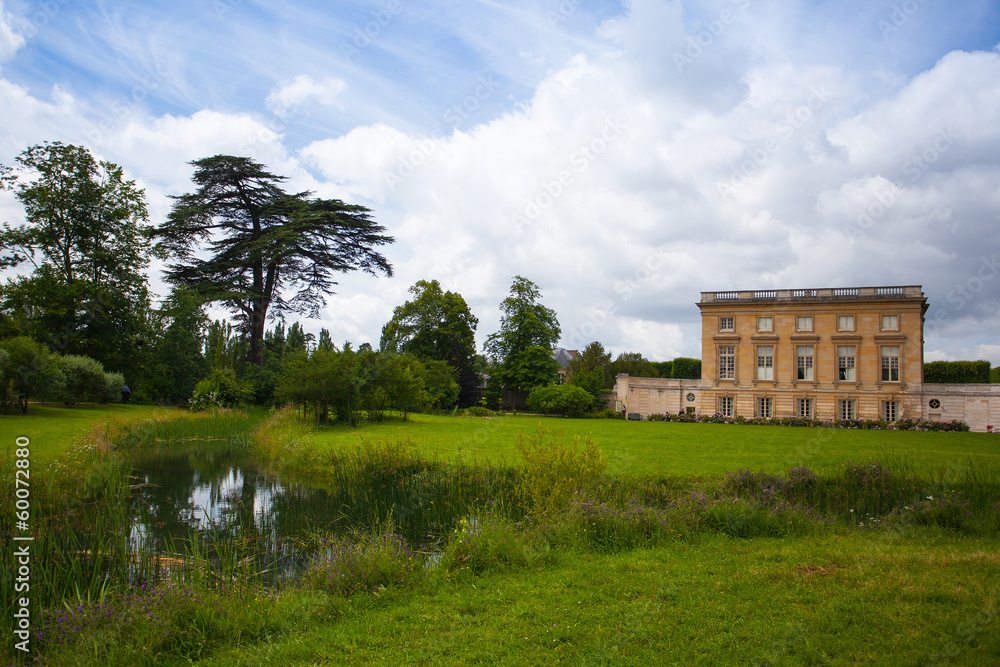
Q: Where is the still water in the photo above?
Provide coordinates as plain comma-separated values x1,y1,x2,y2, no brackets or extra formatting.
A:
122,441,505,585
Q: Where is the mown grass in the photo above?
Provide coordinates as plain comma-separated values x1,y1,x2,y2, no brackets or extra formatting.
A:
0,404,169,462
198,533,1000,666
3,405,999,665
299,412,1000,478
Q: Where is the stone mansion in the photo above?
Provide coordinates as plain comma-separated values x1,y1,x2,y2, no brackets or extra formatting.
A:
613,286,1000,432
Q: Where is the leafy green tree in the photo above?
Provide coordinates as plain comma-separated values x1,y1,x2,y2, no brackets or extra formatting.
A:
317,328,336,352
669,357,702,379
204,320,248,374
652,360,673,378
0,142,151,290
380,279,479,406
420,359,460,410
154,155,393,367
143,287,210,404
0,142,154,374
610,351,657,378
276,348,357,425
486,277,561,404
566,341,613,389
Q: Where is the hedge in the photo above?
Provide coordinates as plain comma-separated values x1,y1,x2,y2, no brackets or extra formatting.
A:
923,360,991,384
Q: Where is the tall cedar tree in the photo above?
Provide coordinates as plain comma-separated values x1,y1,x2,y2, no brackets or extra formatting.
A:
154,156,393,366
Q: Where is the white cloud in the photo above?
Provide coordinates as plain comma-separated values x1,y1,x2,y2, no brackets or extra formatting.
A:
2,3,1000,365
265,74,346,117
0,2,25,63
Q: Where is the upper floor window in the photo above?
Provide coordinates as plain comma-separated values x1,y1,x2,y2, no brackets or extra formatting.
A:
757,346,774,380
796,316,813,332
881,314,899,331
719,317,734,332
718,345,735,380
757,316,773,332
796,346,814,381
881,345,900,382
838,346,856,381
838,315,855,331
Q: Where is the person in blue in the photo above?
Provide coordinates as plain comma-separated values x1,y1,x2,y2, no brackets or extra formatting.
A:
121,383,131,403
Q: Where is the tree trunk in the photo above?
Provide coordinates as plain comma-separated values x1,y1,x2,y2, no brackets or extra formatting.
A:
248,302,267,366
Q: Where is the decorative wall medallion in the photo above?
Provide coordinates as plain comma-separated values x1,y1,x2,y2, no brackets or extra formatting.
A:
686,393,696,402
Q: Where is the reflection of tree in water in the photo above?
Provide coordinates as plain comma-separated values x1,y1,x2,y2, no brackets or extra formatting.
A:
129,444,513,582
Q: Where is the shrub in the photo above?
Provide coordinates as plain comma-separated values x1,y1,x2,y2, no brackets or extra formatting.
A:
463,406,494,417
58,354,109,404
192,369,254,407
104,371,125,404
526,384,594,417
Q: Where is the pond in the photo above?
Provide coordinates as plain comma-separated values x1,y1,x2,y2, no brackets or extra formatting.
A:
118,440,517,586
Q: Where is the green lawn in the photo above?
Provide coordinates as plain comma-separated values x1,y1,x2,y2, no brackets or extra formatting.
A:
4,406,999,666
0,403,172,462
306,413,1000,478
200,532,1000,666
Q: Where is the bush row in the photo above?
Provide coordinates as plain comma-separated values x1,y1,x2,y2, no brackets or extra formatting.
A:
0,336,125,413
645,411,970,431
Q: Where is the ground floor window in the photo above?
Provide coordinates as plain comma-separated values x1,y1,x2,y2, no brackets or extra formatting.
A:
839,399,856,420
718,396,734,417
883,400,898,422
797,398,813,419
757,396,773,418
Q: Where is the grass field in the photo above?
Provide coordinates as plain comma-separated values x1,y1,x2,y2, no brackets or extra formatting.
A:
2,405,998,666
0,403,171,461
297,412,1000,478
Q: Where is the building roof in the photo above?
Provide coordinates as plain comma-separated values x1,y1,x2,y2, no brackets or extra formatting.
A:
699,286,925,305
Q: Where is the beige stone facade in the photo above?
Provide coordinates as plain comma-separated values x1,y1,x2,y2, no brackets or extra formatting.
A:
612,286,1000,432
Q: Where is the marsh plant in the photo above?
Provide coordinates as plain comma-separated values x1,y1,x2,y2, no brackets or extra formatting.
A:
515,423,607,520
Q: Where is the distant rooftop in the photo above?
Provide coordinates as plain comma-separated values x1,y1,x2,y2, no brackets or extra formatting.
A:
699,286,925,304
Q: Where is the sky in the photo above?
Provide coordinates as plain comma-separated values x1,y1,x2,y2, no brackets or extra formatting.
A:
1,0,1000,364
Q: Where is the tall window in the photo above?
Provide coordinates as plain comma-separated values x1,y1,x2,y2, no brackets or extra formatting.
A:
719,345,735,380
838,315,855,331
838,346,856,381
757,397,773,418
757,346,774,380
883,401,899,421
881,315,899,331
797,398,813,419
718,396,734,417
881,346,900,382
757,316,773,332
839,399,856,420
796,316,813,331
719,317,734,332
796,346,814,380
